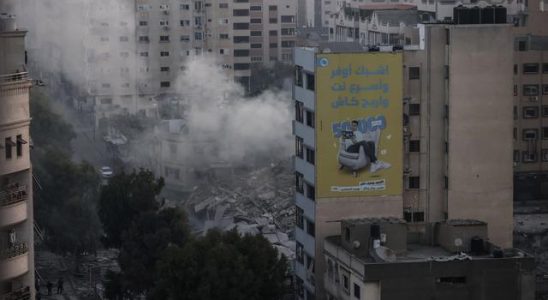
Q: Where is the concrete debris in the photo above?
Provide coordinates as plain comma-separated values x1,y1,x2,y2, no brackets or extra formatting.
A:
183,158,295,259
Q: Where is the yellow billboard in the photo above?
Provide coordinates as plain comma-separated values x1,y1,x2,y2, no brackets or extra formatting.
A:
315,52,402,198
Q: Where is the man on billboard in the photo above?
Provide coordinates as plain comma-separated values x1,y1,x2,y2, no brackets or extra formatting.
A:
339,120,390,174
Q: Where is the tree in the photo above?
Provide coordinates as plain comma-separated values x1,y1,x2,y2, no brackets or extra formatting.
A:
151,230,290,300
98,169,164,247
104,208,190,299
30,89,102,258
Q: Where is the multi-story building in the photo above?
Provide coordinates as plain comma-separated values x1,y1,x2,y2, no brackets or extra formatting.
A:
323,218,535,300
293,22,515,299
511,0,548,200
134,0,296,91
0,13,35,300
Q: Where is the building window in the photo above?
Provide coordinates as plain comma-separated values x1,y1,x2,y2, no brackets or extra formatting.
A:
180,35,190,42
543,106,548,117
542,149,548,162
269,18,278,24
160,51,170,57
523,106,539,118
119,36,129,42
514,64,518,74
233,9,249,16
296,172,304,194
250,43,262,48
269,42,278,48
233,36,249,43
161,81,170,87
269,5,277,10
409,103,420,115
160,66,170,72
306,183,315,201
219,3,228,8
437,277,466,284
233,49,250,57
543,63,548,73
342,272,350,294
344,227,350,242
296,242,304,264
523,151,538,163
250,31,262,36
250,5,261,10
180,4,190,10
296,137,304,158
306,147,315,165
281,41,295,48
296,101,304,123
354,284,361,299
250,18,262,23
234,63,250,70
281,28,295,36
139,20,148,26
295,66,303,87
219,33,229,39
409,140,420,152
306,219,315,237
160,35,170,42
305,73,315,91
523,63,539,74
5,137,14,159
514,150,520,162
404,211,425,222
543,85,548,95
543,127,548,139
233,23,249,30
408,176,420,189
523,129,538,140
306,110,315,128
139,36,149,43
514,85,518,96
195,32,202,40
409,67,420,80
523,84,539,96
281,15,295,23
296,206,304,229
514,127,517,140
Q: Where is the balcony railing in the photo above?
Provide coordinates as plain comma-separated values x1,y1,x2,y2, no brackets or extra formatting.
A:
0,243,28,260
2,286,31,300
0,72,29,84
0,185,28,207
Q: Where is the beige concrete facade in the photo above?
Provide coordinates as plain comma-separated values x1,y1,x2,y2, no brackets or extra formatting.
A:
0,16,35,300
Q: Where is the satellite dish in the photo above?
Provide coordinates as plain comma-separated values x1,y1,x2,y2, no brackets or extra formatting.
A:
454,238,463,247
374,246,396,262
353,240,361,249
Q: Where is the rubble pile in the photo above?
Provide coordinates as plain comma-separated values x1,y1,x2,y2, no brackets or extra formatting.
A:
183,158,296,259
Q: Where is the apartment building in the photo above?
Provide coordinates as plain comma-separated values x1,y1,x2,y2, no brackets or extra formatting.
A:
134,0,296,90
323,218,535,300
0,14,35,300
293,23,514,299
511,0,548,200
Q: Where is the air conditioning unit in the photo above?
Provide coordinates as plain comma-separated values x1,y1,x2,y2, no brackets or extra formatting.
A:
529,96,539,102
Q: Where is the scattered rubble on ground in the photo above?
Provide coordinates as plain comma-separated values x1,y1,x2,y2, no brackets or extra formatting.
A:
514,214,548,273
181,158,296,260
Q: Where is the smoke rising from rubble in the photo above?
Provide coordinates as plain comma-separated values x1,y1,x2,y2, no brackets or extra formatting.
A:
174,57,292,165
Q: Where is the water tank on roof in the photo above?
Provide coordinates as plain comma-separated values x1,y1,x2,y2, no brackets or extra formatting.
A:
495,6,507,24
470,6,481,24
481,6,495,24
0,14,16,32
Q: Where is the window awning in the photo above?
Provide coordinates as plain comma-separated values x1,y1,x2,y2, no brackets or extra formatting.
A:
17,137,27,144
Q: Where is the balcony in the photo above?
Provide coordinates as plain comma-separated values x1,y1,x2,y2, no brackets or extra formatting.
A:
2,286,31,300
0,185,29,228
0,72,30,85
0,243,30,281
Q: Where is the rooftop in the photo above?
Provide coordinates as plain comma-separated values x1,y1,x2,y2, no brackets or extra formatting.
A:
325,235,531,264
